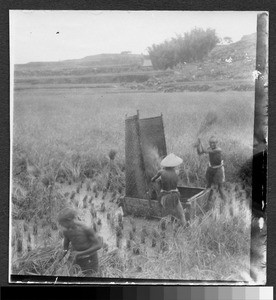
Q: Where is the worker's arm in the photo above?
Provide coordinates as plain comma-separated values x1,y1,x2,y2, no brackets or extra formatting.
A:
196,138,206,155
151,170,162,182
74,230,103,259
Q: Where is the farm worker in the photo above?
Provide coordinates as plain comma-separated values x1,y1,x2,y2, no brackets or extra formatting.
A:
196,136,225,200
106,149,123,193
151,153,187,227
58,207,103,276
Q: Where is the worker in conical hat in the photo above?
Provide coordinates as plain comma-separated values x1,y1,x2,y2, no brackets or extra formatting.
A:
160,153,183,167
151,153,186,227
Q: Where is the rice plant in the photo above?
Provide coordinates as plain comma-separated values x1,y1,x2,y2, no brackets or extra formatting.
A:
86,182,91,192
17,238,23,253
23,222,29,232
76,185,81,194
82,195,88,203
116,236,121,248
132,244,140,255
115,226,123,238
118,213,123,229
103,242,109,252
51,222,58,231
33,224,38,236
126,239,131,250
11,90,255,280
129,230,134,241
140,231,146,244
93,185,97,194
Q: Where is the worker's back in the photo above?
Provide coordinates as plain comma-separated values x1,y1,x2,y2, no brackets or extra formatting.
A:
160,168,178,191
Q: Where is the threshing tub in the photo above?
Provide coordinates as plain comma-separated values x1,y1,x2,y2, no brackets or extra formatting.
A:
122,187,211,220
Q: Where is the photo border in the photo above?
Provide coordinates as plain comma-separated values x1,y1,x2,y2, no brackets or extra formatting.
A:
1,0,276,297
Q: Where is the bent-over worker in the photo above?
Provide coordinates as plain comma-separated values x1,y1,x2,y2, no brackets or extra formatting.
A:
58,207,103,276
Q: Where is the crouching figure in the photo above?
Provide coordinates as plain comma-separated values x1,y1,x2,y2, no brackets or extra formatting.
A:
151,153,186,227
58,207,103,276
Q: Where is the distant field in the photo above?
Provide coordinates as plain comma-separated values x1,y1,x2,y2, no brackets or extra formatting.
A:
13,89,254,186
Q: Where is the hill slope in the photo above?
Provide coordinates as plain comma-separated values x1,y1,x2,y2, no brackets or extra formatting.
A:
15,53,144,77
209,33,256,62
14,33,257,92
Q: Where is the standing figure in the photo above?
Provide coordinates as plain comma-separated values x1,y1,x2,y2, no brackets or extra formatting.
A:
58,207,103,276
151,153,186,226
196,136,225,200
106,149,123,193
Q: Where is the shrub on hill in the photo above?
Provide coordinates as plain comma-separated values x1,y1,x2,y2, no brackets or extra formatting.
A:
148,28,219,70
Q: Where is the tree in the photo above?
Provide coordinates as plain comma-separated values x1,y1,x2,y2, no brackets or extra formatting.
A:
147,27,219,70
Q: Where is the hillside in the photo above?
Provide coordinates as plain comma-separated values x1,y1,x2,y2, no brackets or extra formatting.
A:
14,33,257,92
209,33,256,61
15,53,144,77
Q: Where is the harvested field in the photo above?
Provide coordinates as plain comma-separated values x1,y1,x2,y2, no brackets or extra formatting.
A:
11,88,257,282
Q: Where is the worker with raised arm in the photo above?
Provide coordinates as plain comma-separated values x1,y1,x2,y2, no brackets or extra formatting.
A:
196,136,225,200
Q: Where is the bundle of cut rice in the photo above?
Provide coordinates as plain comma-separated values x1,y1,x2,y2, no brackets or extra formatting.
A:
13,244,64,275
196,111,218,137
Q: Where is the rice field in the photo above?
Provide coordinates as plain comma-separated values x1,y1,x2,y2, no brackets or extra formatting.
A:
11,88,258,282
12,89,254,185
11,179,252,281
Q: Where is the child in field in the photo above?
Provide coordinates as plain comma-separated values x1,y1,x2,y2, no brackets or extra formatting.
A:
151,153,187,227
58,207,103,276
196,136,225,200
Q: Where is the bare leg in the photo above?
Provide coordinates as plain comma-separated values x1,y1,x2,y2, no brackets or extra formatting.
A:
175,201,187,227
207,188,214,210
217,183,226,214
218,183,225,200
206,167,213,189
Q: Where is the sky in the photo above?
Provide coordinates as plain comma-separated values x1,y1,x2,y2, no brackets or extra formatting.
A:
10,10,260,64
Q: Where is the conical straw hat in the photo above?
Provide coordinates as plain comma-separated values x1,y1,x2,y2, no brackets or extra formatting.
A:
161,153,183,167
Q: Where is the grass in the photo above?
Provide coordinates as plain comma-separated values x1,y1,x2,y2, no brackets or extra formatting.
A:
13,188,252,281
12,89,254,186
11,88,257,281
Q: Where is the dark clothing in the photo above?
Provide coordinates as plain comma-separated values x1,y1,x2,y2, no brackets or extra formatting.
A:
160,190,186,226
75,252,99,275
152,169,186,226
208,148,222,166
197,142,225,199
62,222,101,276
152,168,178,191
160,190,180,209
206,165,225,186
205,147,225,186
63,224,96,252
